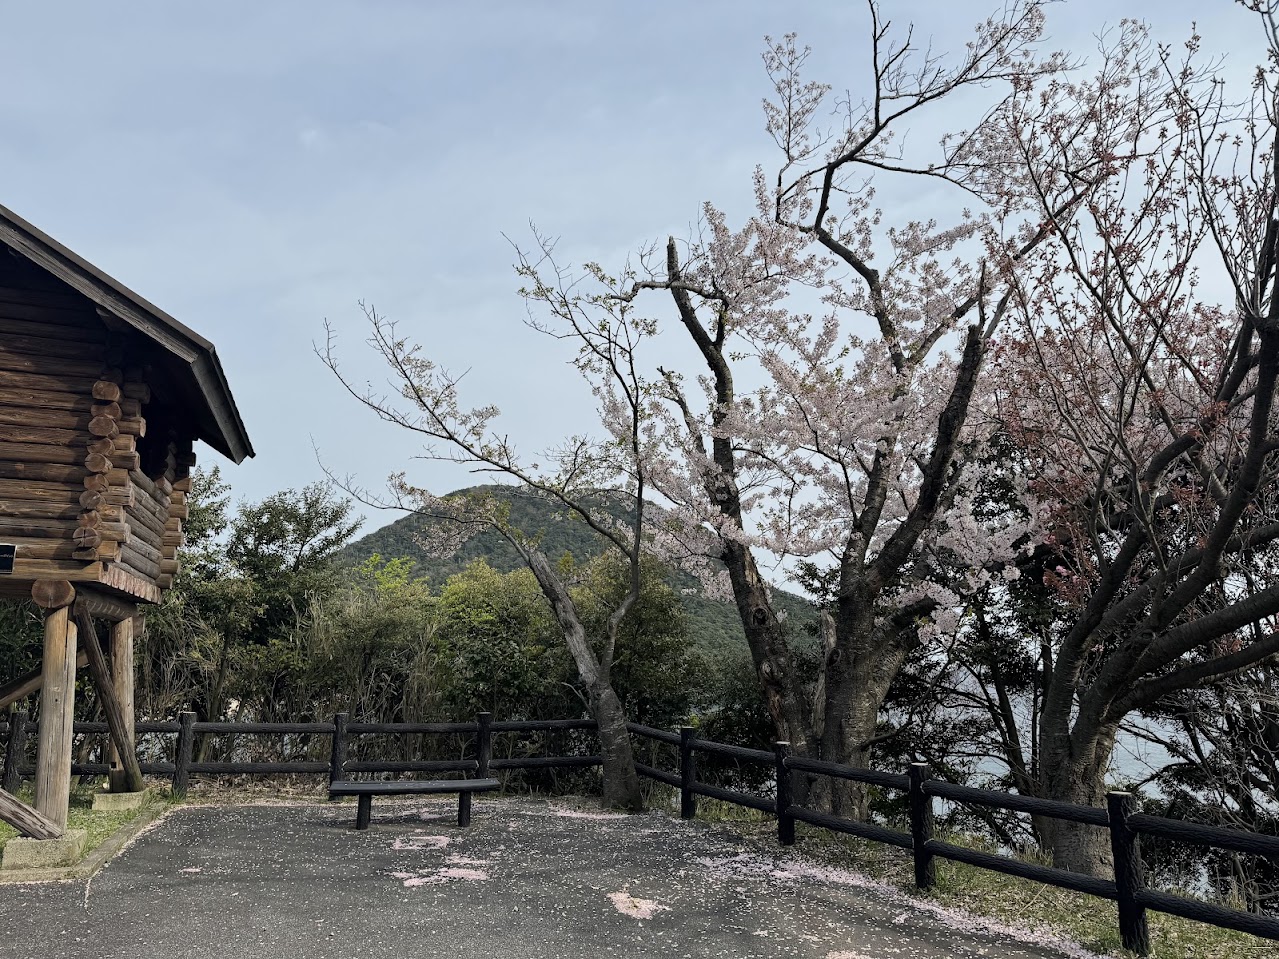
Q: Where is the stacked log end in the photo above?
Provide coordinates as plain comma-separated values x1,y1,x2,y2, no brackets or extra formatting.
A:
153,440,194,591
72,366,143,566
0,291,165,603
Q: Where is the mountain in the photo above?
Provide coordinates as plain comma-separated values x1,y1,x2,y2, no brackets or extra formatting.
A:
337,485,819,656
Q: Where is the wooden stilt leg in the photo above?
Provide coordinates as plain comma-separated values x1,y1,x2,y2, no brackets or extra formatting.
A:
458,791,472,827
107,617,136,793
33,605,77,831
75,607,144,792
356,794,372,830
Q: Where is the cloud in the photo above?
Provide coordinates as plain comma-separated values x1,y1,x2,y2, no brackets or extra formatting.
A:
0,0,1266,521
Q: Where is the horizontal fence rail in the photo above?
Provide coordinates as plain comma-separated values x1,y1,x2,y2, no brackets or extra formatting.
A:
0,709,604,801
786,755,910,791
1127,812,1279,860
345,721,476,734
925,779,1111,827
625,724,1279,954
2,710,1275,953
343,759,478,775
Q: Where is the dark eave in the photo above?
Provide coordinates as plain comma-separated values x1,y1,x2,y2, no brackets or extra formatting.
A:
0,201,253,463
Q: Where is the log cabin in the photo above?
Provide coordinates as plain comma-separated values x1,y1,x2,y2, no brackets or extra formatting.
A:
0,202,252,840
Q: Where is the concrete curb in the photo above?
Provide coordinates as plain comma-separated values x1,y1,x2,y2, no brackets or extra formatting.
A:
0,802,169,884
1,830,87,870
91,788,152,812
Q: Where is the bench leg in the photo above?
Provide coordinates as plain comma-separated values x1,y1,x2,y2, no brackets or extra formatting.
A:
458,791,472,827
356,793,372,830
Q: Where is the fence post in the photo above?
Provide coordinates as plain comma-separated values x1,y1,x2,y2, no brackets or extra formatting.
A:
1108,791,1151,956
459,712,493,829
476,712,493,778
2,711,28,794
329,712,349,790
679,726,697,820
774,741,794,846
908,762,936,891
172,711,195,800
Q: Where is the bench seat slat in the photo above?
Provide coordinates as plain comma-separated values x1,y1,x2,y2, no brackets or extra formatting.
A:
329,778,499,797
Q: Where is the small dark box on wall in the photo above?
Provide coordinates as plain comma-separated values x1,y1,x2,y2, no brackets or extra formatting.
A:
0,544,14,574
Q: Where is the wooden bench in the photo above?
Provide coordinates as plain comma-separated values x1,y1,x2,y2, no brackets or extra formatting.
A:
328,712,500,830
329,777,500,829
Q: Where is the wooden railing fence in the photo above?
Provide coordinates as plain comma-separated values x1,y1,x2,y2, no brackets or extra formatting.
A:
0,710,600,799
626,722,1279,955
1,710,1275,955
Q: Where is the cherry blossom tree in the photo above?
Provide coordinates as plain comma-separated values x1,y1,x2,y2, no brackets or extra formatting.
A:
982,5,1279,873
320,260,660,809
561,2,1161,816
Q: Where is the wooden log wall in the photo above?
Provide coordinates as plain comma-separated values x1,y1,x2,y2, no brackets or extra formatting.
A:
0,286,188,602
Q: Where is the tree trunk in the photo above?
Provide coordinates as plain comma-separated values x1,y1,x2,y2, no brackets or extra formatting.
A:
722,541,812,751
822,645,913,818
818,586,916,818
197,631,234,762
522,547,643,812
1039,726,1118,876
592,683,642,811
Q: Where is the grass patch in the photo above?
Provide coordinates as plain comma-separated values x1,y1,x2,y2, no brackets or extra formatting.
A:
0,784,161,858
693,803,1273,959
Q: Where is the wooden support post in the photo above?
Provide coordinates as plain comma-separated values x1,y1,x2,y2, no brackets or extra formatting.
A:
1108,791,1152,956
74,607,143,792
356,793,372,830
908,762,936,891
2,710,29,794
172,711,195,799
107,616,136,792
328,712,348,792
33,599,76,831
679,726,697,820
774,741,794,846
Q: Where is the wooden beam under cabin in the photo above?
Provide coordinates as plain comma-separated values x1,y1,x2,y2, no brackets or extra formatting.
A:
107,617,137,793
33,600,76,831
74,607,144,793
73,586,138,623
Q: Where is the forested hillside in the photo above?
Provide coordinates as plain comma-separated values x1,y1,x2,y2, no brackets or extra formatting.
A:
338,485,819,657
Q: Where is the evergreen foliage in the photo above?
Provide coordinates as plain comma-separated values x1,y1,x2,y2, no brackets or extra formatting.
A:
338,484,819,659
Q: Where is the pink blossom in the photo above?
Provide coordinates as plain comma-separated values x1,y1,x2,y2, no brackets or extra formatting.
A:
607,891,669,920
391,833,450,851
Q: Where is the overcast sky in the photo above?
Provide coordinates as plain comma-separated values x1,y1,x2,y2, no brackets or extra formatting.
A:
0,0,1265,536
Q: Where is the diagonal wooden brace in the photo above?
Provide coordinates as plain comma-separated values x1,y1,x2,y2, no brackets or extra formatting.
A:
74,606,144,793
0,653,88,713
0,787,62,840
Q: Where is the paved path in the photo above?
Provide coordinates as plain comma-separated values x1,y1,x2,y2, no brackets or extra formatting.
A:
0,798,1100,959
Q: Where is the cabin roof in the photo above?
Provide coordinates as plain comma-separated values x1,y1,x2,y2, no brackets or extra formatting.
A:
0,202,253,463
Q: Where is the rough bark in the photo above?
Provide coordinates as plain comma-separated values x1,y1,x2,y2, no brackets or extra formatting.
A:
821,586,918,817
722,541,811,754
1038,726,1118,876
660,242,816,780
593,683,642,811
523,547,643,811
658,226,995,817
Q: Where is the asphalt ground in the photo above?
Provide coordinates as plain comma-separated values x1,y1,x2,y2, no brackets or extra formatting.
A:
0,797,1104,959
